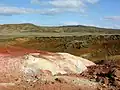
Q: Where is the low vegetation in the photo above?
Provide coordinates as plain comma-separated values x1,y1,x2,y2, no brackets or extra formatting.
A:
0,23,120,34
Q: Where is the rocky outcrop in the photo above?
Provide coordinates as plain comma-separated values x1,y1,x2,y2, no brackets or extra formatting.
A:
0,47,95,83
22,52,95,76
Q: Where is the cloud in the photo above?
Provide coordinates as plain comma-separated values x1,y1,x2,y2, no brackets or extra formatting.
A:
0,7,33,15
49,0,85,8
86,0,99,4
0,0,99,16
31,0,40,4
31,0,99,13
104,16,120,21
49,0,86,13
0,6,65,16
63,21,100,27
112,24,120,29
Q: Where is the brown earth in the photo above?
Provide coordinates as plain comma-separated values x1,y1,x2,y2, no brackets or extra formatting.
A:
1,59,120,90
80,60,120,90
1,35,120,62
0,46,98,90
0,35,120,90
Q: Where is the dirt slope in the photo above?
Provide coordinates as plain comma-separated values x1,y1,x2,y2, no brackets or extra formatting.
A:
0,46,97,90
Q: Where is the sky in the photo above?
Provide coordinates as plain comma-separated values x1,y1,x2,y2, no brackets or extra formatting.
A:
0,0,120,29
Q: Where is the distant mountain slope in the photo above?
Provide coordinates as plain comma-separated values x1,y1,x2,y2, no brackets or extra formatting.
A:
0,23,41,33
0,23,120,34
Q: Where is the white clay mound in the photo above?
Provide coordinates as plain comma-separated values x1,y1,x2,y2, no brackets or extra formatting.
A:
22,52,95,75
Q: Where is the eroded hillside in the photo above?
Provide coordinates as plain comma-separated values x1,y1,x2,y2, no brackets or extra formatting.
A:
0,23,120,34
1,35,120,62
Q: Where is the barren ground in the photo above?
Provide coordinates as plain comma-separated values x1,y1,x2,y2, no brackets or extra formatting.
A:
0,34,120,90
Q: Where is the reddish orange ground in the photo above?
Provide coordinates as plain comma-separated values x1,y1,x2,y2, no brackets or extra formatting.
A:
0,46,99,90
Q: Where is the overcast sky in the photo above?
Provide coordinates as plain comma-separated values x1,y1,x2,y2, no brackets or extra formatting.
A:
0,0,120,28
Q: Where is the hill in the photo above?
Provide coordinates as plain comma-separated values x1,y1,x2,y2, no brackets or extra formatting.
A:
0,23,120,34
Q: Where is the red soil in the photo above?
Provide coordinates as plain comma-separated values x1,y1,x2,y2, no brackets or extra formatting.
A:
0,46,99,90
0,46,53,56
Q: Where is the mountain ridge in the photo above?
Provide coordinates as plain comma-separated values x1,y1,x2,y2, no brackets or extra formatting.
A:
0,23,120,34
